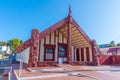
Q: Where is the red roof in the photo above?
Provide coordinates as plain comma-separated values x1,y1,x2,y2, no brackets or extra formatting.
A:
107,47,120,53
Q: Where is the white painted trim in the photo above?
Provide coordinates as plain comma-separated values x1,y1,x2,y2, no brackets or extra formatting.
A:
51,32,54,45
71,46,74,61
14,70,19,80
84,48,87,62
89,47,92,62
40,38,44,61
46,34,49,44
55,30,58,61
74,48,76,61
79,48,81,61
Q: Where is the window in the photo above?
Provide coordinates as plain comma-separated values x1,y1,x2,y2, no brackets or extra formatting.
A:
44,45,55,61
58,45,66,57
45,48,54,60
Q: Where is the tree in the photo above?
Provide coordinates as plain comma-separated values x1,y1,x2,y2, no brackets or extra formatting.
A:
110,41,115,44
0,51,3,58
117,43,120,46
7,38,21,53
108,43,116,47
108,41,116,47
0,41,6,46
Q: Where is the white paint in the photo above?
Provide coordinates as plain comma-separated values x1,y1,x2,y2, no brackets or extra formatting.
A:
89,47,93,62
74,48,76,61
51,32,54,45
46,34,49,44
71,46,74,61
79,48,81,61
16,47,30,64
55,30,58,61
1,46,7,51
59,32,62,43
40,38,44,61
0,46,11,54
64,37,67,43
84,48,87,62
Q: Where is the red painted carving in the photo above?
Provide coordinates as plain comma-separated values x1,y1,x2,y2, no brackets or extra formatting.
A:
91,40,98,65
67,7,72,64
28,29,40,67
15,39,31,53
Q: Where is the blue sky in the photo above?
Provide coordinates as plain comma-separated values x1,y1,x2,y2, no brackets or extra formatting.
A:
0,0,120,44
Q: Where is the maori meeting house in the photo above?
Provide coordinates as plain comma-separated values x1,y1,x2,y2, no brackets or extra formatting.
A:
15,7,99,67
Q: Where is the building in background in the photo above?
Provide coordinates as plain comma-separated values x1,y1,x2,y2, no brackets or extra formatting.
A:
0,46,11,55
99,41,116,48
99,44,109,48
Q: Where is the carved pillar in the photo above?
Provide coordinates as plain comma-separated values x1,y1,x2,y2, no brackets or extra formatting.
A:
91,40,98,65
28,29,40,67
67,20,71,64
67,6,72,64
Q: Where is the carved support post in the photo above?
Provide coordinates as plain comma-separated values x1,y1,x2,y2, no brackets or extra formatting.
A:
91,40,98,65
67,6,72,64
28,29,40,67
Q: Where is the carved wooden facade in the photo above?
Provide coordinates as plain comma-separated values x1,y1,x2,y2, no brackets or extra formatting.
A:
15,7,97,67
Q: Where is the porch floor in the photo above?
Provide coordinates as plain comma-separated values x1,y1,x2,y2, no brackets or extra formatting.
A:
14,64,120,80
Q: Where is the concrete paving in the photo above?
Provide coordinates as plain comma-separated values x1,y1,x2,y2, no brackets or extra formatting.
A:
11,64,120,80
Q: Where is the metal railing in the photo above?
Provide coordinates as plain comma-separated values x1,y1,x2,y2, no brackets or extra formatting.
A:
0,57,12,80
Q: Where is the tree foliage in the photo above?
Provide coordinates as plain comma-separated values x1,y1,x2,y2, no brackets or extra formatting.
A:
117,43,120,46
7,38,21,53
108,43,116,47
0,41,6,46
0,38,22,53
0,51,3,54
108,40,116,47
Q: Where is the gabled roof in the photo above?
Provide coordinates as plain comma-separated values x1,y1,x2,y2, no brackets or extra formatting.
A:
15,39,31,53
39,17,69,40
107,47,120,53
39,16,91,46
16,12,92,52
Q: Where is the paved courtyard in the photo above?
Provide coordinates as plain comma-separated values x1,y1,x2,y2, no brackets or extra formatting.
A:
12,64,120,80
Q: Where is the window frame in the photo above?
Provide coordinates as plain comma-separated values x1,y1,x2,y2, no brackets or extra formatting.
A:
44,44,55,61
58,43,67,58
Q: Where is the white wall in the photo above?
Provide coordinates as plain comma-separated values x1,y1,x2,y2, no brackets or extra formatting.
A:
71,46,74,61
89,47,93,62
39,38,44,61
16,47,30,64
